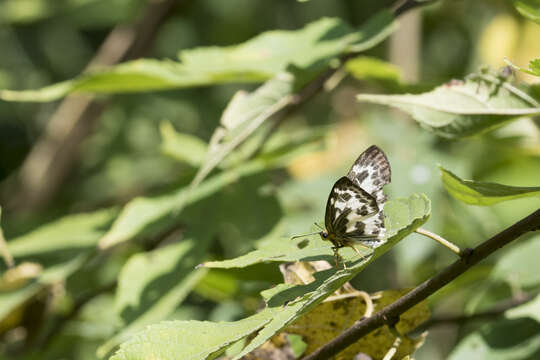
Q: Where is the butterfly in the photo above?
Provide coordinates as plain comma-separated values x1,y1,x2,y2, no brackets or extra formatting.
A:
294,145,391,267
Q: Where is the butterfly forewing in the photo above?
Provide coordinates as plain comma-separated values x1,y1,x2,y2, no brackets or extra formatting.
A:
324,177,378,235
347,145,391,203
322,145,391,254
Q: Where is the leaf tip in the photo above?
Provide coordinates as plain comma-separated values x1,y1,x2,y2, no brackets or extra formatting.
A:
436,163,447,172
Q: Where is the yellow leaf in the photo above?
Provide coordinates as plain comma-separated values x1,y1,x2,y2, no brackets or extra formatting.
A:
286,289,429,360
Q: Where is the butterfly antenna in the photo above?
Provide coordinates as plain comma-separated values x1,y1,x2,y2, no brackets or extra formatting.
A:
313,222,324,230
291,231,320,240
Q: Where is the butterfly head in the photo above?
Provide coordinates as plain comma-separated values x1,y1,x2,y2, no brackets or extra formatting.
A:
319,230,329,241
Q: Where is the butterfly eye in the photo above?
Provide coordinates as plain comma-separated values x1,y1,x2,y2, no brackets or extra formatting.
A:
322,231,328,238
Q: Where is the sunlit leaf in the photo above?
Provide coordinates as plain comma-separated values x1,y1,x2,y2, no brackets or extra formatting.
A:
98,127,324,249
110,194,430,360
98,240,208,357
7,208,117,257
159,121,208,166
189,72,295,189
439,166,540,205
346,56,402,85
109,311,273,360
229,194,430,360
1,13,395,102
189,11,396,188
357,70,540,138
203,194,431,269
193,270,240,303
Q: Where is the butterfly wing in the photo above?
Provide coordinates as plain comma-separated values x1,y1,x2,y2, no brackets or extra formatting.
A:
347,145,391,203
323,146,391,250
342,210,386,247
324,177,379,235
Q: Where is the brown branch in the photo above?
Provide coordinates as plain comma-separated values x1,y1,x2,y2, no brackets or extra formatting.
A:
303,208,540,360
11,0,185,211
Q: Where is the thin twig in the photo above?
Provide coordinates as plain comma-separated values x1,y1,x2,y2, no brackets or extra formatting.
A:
415,228,462,256
192,0,433,184
359,291,374,318
11,0,185,211
302,208,540,360
325,290,375,318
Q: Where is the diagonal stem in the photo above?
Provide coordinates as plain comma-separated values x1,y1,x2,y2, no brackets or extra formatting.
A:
415,227,462,256
302,208,540,360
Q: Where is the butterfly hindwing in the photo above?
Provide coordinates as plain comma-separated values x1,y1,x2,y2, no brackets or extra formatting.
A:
325,177,379,235
343,210,386,247
347,145,391,203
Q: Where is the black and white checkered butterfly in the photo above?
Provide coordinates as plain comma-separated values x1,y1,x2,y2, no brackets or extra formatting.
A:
320,145,391,264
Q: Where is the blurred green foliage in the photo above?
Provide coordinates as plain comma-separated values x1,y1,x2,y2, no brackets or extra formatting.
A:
0,0,540,359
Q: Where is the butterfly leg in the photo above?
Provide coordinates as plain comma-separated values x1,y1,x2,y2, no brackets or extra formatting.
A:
331,246,346,269
348,243,371,263
351,245,366,262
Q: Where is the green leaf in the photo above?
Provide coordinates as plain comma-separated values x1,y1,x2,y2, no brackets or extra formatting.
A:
97,161,273,249
193,270,240,303
492,235,540,289
232,200,430,360
448,317,540,360
203,194,431,269
98,128,324,249
345,56,402,85
439,166,540,206
189,72,295,189
210,194,430,359
159,121,208,166
357,71,540,138
506,293,540,323
506,58,540,77
98,240,208,357
512,0,540,24
1,13,395,102
188,11,396,188
110,194,430,360
109,311,273,360
8,208,117,257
